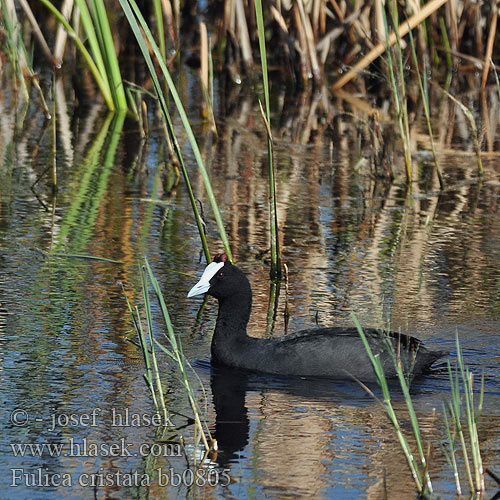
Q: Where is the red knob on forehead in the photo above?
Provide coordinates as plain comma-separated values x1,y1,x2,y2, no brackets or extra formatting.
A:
213,253,229,263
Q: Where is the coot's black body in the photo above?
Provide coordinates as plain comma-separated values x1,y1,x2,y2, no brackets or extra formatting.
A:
188,255,446,382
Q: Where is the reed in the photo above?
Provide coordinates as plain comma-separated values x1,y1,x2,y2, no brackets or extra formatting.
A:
383,2,412,185
332,0,448,91
0,0,50,113
38,0,126,110
123,260,214,454
254,0,282,279
199,22,217,134
145,260,213,452
119,0,232,262
443,338,485,495
86,0,127,109
352,313,431,496
354,313,486,498
51,74,57,194
407,25,443,190
441,90,483,176
153,0,166,62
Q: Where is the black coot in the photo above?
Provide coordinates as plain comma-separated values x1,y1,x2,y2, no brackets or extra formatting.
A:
188,254,446,381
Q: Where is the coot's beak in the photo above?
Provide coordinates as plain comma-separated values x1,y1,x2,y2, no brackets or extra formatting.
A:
187,262,224,297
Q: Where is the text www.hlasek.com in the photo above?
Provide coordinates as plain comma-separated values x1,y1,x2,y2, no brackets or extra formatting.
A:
10,438,181,458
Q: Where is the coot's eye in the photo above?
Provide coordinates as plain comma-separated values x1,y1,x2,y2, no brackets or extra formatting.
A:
218,272,224,279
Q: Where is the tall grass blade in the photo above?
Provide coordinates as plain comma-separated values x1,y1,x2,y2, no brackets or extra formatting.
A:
456,334,485,493
141,265,169,423
153,0,166,61
143,259,212,451
384,2,412,185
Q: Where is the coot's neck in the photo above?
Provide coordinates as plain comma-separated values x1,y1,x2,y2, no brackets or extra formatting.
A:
211,284,253,365
215,291,252,338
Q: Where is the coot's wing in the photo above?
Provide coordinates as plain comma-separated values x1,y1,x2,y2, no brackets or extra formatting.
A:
275,326,422,350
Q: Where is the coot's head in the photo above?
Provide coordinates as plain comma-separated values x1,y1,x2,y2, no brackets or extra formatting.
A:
187,253,250,300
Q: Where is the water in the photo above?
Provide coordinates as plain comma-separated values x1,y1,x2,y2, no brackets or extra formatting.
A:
1,87,500,499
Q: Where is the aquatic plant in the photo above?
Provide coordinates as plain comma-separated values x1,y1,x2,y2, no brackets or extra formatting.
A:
254,0,281,279
119,0,232,262
39,0,127,111
353,313,486,498
123,259,214,454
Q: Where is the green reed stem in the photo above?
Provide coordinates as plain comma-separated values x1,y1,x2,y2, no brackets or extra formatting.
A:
122,283,159,412
383,3,412,185
120,0,232,262
152,0,166,61
351,313,426,494
442,402,462,496
144,259,212,451
439,16,453,92
407,24,443,190
254,0,281,279
456,335,484,493
38,0,114,109
88,0,127,109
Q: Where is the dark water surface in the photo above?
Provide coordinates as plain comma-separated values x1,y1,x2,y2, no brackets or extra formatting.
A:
1,92,500,500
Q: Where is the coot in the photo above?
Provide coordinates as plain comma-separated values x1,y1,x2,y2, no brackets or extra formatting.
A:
188,254,446,381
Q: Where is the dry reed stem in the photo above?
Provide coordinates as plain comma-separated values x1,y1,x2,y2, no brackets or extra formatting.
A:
161,0,178,46
54,0,74,61
293,3,310,81
446,0,459,56
258,99,273,141
270,5,289,33
328,0,344,22
481,5,498,88
18,0,62,67
474,2,484,55
235,0,253,66
297,0,321,82
332,0,449,90
333,88,391,121
200,22,209,91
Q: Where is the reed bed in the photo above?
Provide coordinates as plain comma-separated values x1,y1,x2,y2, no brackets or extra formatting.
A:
1,0,498,191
